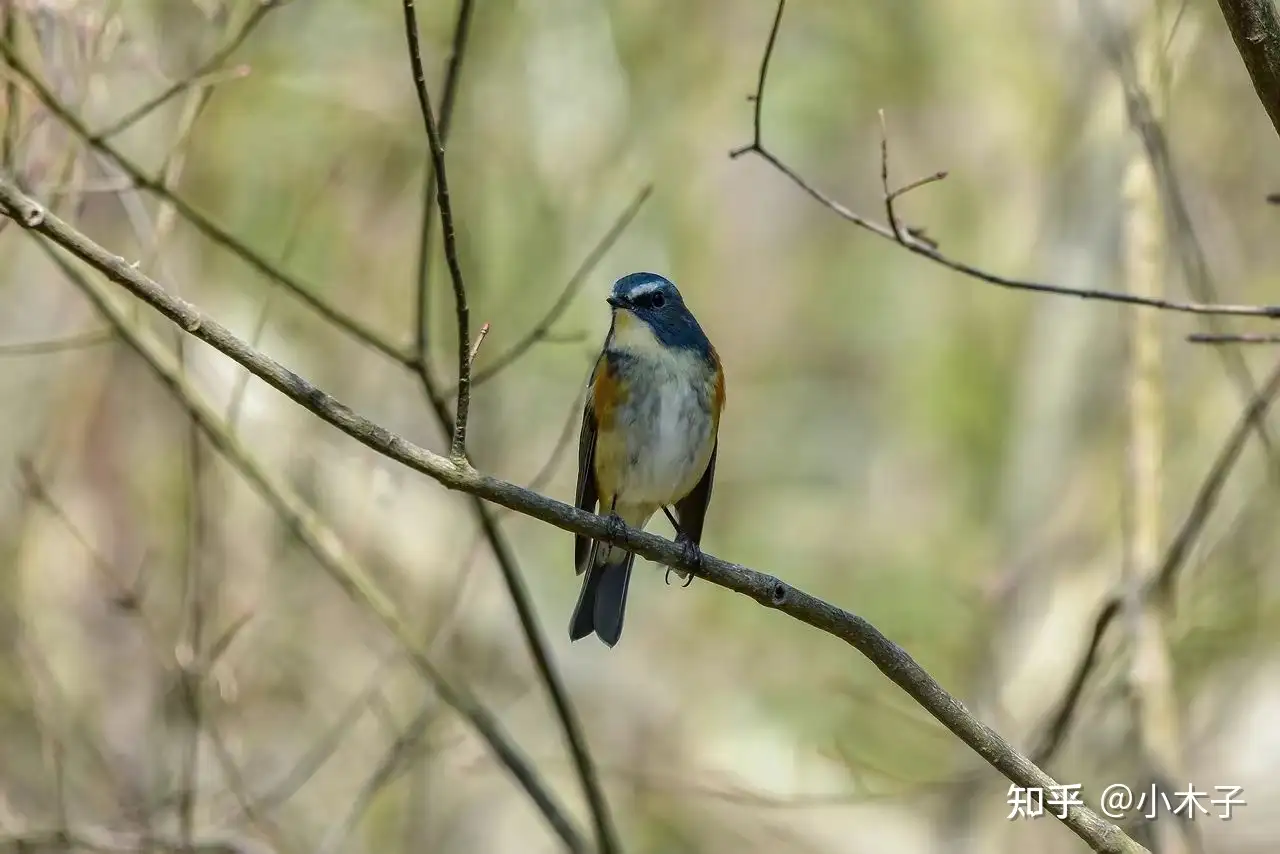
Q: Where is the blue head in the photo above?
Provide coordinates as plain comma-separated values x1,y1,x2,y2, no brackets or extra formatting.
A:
605,272,712,357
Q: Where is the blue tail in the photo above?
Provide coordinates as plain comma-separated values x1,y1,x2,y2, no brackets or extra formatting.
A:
569,544,635,647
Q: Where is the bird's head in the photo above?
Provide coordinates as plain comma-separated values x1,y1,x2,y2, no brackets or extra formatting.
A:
606,272,711,357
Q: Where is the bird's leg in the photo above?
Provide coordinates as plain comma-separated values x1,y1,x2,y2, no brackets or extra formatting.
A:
604,498,627,543
661,506,701,587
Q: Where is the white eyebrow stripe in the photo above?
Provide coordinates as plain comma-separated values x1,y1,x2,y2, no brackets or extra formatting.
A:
624,281,664,298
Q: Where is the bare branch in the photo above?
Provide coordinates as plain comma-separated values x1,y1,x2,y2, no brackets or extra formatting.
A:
20,212,589,854
1214,0,1280,139
413,0,475,364
1188,331,1280,344
1085,0,1278,460
89,1,277,142
0,330,113,356
213,653,399,826
467,320,490,367
0,176,1149,854
317,698,441,854
729,0,1280,321
1030,2,1280,777
397,6,624,853
469,183,652,389
1,1,17,172
0,827,267,854
0,39,412,362
878,109,943,248
1032,355,1280,765
402,0,473,462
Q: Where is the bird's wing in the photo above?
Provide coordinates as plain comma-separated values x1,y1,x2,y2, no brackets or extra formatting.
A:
674,439,717,547
574,362,602,574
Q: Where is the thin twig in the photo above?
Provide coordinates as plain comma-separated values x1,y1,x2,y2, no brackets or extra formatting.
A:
1087,0,1277,462
1116,9,1187,842
888,171,949,205
317,699,442,854
413,0,474,363
413,359,622,854
402,0,473,461
878,109,943,248
467,321,489,366
402,10,474,836
1032,355,1280,764
0,40,411,362
398,5,624,853
469,184,653,389
1030,2,1280,776
728,0,1280,321
0,330,113,356
0,178,1147,854
214,652,400,826
0,828,263,854
89,1,275,142
1188,332,1280,344
2,1,17,172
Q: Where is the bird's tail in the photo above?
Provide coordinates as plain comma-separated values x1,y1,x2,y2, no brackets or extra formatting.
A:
569,540,635,647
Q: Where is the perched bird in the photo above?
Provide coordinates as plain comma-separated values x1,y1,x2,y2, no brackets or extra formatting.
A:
570,271,725,647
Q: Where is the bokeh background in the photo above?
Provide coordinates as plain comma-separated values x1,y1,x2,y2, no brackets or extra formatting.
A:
2,0,1280,852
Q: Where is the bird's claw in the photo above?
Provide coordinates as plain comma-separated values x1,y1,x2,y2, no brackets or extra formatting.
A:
605,511,627,543
670,533,702,588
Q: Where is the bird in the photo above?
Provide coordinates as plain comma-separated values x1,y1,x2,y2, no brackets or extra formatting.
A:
569,271,725,647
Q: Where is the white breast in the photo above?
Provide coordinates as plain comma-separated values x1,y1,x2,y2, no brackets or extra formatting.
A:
613,357,715,506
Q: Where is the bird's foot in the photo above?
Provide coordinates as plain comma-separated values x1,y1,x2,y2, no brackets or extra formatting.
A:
605,511,627,543
666,532,701,588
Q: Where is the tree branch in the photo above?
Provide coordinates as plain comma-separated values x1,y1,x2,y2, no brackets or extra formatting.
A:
88,0,278,142
0,828,265,854
468,184,652,390
729,0,1280,320
1032,354,1280,765
412,0,474,365
22,216,588,854
397,5,624,853
1214,0,1280,139
0,38,412,363
0,176,1148,854
402,0,473,462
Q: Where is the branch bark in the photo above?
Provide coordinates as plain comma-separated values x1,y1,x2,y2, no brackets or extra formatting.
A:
0,177,1149,854
1215,0,1280,139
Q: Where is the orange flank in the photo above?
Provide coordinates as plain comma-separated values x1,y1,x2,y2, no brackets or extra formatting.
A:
592,356,628,431
710,344,727,424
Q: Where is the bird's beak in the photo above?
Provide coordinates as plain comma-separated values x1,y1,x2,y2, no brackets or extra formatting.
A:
606,296,624,310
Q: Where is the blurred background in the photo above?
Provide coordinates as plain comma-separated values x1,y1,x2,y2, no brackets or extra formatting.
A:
2,0,1280,851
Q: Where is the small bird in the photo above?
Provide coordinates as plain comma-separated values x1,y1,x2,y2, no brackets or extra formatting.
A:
570,271,725,647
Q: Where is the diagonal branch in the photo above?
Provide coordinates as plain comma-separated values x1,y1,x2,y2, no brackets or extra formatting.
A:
468,184,653,390
729,0,1280,321
1087,0,1277,461
0,176,1148,854
0,38,411,363
1029,3,1280,778
1031,354,1280,765
89,0,278,142
1214,0,1280,139
21,216,588,853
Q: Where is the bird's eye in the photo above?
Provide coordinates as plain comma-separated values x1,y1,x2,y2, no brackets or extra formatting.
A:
650,292,665,309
